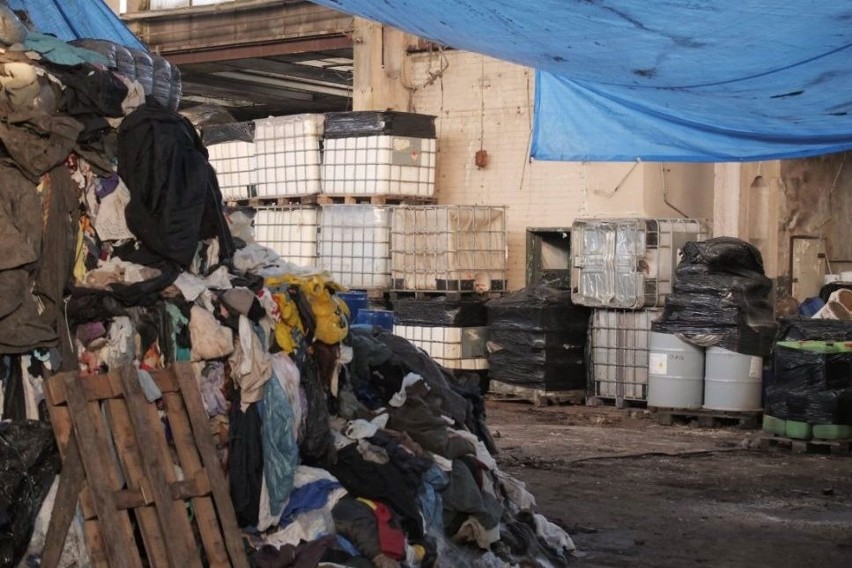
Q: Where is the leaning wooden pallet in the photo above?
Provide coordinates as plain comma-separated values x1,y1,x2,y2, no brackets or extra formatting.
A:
42,364,248,568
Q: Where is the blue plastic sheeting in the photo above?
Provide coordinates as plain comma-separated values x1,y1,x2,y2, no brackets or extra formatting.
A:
8,0,144,50
311,0,852,162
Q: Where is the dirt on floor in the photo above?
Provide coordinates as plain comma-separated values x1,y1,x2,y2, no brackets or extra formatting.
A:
486,400,852,568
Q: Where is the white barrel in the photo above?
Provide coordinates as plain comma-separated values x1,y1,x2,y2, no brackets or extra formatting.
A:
648,332,705,409
703,347,763,411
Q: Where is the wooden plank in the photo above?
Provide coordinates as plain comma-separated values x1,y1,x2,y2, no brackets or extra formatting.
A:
116,366,202,568
163,391,230,567
173,363,250,568
63,375,142,568
47,372,125,404
150,368,181,393
104,398,171,568
83,520,110,568
40,439,86,568
44,375,74,457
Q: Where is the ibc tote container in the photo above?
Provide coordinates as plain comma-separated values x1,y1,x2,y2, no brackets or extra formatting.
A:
589,308,662,405
317,204,393,290
571,217,709,309
252,205,320,268
390,205,507,292
254,114,324,198
208,139,257,201
321,111,437,197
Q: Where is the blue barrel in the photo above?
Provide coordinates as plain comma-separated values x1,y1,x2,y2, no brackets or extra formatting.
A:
353,309,394,331
337,290,369,323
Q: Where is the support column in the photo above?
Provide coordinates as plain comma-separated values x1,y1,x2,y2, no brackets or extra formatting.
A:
712,162,743,238
352,17,410,111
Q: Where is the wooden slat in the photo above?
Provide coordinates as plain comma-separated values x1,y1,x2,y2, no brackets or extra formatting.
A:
150,368,181,393
63,375,142,568
173,363,250,568
44,375,73,457
117,366,202,568
170,471,212,501
48,373,123,404
83,520,110,568
164,391,230,567
105,398,170,568
40,438,86,568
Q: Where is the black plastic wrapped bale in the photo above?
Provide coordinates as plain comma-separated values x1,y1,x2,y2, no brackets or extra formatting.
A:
653,236,777,357
324,111,436,139
487,348,586,391
0,421,61,567
393,296,488,327
677,237,766,275
489,327,586,353
777,318,852,342
766,341,852,423
487,285,590,390
786,389,852,424
487,285,590,332
773,342,852,392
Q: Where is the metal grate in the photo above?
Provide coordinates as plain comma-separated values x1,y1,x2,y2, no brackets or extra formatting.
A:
317,204,393,290
254,114,324,198
208,140,256,201
390,205,507,292
252,205,320,268
322,135,436,196
589,308,662,404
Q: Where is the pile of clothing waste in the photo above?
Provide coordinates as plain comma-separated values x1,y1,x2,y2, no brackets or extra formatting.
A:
651,237,777,357
0,8,576,568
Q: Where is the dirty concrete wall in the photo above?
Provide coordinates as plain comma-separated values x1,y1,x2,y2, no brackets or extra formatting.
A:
406,50,714,288
779,153,852,292
643,163,715,221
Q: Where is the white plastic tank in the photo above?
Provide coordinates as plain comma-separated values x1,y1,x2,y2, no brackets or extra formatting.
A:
703,347,763,411
647,332,705,409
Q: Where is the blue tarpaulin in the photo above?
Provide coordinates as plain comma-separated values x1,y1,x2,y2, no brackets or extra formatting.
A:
8,0,144,50
311,0,852,161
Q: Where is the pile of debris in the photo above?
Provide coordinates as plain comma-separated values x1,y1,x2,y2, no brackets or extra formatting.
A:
0,7,575,567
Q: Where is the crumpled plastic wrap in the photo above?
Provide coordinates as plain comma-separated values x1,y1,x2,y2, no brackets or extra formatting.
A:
0,420,61,567
777,318,852,342
487,284,589,390
393,296,488,327
181,104,255,146
677,237,765,275
652,237,776,356
324,111,436,139
487,285,590,332
765,342,852,424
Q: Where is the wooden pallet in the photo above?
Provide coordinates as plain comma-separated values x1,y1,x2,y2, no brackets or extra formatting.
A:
586,396,648,409
487,379,585,407
42,364,248,568
317,193,436,205
758,435,852,456
389,289,505,301
649,406,762,429
225,194,319,208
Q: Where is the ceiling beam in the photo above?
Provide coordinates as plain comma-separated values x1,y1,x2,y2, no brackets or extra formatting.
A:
165,36,353,66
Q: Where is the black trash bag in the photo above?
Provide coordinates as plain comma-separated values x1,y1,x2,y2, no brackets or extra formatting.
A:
0,421,60,567
181,104,255,146
298,357,337,467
